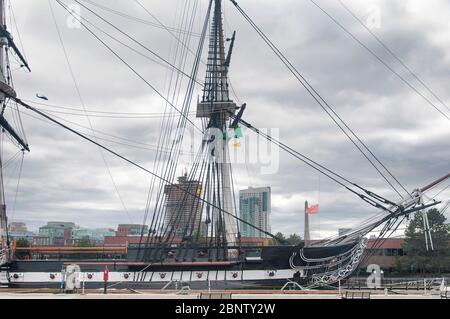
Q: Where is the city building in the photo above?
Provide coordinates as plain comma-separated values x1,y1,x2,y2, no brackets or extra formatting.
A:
361,238,405,272
8,231,36,243
38,222,75,246
302,237,405,272
115,224,148,237
8,222,28,232
32,236,51,246
164,174,203,236
7,222,36,244
103,235,183,246
72,228,115,242
105,224,150,247
239,187,271,238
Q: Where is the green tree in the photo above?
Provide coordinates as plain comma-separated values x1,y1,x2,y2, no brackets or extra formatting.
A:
286,234,303,246
75,236,94,247
398,208,450,274
269,233,303,246
270,232,286,246
193,232,207,245
15,238,30,247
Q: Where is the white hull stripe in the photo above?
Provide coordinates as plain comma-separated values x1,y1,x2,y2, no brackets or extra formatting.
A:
3,269,304,284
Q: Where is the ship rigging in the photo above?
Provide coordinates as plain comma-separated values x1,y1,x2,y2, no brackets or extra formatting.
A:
0,0,448,289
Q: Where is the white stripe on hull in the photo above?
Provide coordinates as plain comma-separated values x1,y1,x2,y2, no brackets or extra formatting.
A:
2,269,304,284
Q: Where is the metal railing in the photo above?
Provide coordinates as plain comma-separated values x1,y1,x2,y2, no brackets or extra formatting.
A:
281,280,305,291
198,292,232,299
342,291,371,299
345,276,449,292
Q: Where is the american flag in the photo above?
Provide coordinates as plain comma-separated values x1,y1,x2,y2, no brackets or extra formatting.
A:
305,204,319,214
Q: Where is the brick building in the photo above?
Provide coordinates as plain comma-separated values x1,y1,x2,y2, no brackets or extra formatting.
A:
164,175,203,236
115,224,148,237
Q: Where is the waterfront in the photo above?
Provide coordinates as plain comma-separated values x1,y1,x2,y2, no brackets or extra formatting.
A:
1,0,449,299
0,288,445,299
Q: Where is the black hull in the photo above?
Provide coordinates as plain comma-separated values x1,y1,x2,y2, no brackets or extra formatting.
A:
2,241,366,289
7,279,292,290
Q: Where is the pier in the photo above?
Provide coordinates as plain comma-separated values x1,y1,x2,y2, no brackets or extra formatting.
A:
0,288,445,299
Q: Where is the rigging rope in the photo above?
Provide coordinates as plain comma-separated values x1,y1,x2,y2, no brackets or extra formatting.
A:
310,0,450,121
141,0,216,257
234,115,399,213
9,152,23,222
8,95,286,243
21,99,197,117
56,0,203,134
73,0,205,87
229,0,411,199
337,0,450,115
9,1,28,64
132,0,207,65
139,0,206,256
27,106,195,119
49,0,133,224
81,0,202,37
17,108,196,156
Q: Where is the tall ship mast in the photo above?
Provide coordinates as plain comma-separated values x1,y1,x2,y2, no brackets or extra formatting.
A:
0,0,447,290
197,0,239,255
0,0,6,264
0,0,29,267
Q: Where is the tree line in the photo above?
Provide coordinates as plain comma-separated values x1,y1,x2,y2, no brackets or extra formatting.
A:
269,208,450,274
271,233,303,246
397,208,450,274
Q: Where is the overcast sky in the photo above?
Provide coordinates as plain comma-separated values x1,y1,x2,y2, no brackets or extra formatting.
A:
4,0,449,239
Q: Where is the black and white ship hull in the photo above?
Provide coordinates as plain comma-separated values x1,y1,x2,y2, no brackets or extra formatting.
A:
1,240,366,289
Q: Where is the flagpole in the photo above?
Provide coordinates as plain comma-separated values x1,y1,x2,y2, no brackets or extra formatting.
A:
304,200,310,247
318,174,321,240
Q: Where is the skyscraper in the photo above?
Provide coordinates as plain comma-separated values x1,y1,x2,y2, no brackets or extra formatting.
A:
239,187,271,238
164,174,203,237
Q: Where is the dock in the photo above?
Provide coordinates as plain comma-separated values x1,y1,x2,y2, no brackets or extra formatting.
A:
0,288,445,299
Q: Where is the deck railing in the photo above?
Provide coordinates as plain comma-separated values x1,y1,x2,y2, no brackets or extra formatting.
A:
345,276,450,291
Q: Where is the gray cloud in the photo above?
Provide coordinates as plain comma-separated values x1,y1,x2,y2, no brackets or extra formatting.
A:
4,0,449,239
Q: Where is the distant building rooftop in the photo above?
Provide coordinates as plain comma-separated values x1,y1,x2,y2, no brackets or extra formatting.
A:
367,238,404,249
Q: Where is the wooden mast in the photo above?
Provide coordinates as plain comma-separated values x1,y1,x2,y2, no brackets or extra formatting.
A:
0,0,29,264
0,0,9,264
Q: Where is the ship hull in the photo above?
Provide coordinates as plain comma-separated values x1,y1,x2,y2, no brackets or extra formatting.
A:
1,241,366,289
3,260,300,290
6,276,292,290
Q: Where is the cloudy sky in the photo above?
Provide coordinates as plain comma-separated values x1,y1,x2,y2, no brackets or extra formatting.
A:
3,0,449,239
